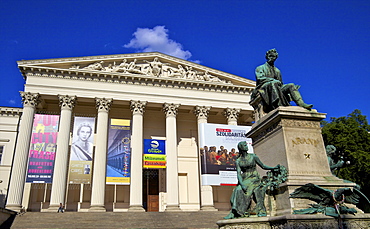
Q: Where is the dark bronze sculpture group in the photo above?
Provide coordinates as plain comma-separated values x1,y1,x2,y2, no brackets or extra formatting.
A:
223,50,369,219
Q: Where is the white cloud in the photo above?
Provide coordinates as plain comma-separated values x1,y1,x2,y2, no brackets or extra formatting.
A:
124,26,193,60
9,99,16,104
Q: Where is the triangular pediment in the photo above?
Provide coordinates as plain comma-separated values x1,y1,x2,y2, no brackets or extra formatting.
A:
17,52,255,87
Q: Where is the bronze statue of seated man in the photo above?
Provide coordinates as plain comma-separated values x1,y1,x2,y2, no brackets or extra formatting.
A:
250,49,313,114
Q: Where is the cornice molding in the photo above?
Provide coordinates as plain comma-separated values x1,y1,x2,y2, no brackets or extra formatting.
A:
0,107,22,117
22,71,253,95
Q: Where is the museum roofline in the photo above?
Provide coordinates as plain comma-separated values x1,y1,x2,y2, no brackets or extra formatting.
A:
17,52,256,88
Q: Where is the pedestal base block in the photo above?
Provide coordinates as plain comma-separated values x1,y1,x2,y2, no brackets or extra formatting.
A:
201,206,219,211
217,214,370,229
127,206,145,212
88,205,106,212
165,205,182,212
5,204,22,212
45,204,60,213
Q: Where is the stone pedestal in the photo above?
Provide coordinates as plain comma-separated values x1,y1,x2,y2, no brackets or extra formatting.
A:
217,214,370,229
246,106,355,216
200,186,218,211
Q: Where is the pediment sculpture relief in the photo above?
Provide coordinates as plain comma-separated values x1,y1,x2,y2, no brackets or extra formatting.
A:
69,57,230,83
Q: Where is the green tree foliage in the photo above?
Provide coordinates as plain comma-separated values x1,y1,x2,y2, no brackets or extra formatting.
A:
321,109,370,197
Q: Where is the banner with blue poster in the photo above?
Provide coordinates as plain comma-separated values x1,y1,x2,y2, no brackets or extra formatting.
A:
143,139,166,168
106,119,131,185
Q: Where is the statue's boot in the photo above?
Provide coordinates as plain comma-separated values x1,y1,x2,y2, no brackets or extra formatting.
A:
223,211,235,219
291,90,313,110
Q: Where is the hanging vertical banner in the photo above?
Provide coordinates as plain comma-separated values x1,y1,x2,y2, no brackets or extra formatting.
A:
68,116,95,184
106,119,131,185
26,114,59,183
143,139,166,168
199,123,252,186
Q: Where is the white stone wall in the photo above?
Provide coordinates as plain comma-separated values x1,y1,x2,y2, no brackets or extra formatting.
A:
0,107,22,207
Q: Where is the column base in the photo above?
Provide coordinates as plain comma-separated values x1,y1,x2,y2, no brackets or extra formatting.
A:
165,205,182,212
45,204,60,212
200,185,215,211
89,205,106,212
201,205,218,211
5,204,22,212
128,205,145,212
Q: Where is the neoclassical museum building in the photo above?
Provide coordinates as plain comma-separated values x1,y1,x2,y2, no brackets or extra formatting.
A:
0,52,256,212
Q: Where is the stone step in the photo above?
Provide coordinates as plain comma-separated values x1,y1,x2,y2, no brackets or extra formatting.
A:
10,211,229,228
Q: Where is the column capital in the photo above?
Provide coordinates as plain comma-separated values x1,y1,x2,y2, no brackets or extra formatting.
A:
58,95,77,110
95,98,113,112
224,108,241,123
163,103,180,117
194,106,211,120
20,92,40,108
130,100,147,115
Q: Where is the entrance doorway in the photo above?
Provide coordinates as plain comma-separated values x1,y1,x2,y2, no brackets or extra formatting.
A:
143,169,159,212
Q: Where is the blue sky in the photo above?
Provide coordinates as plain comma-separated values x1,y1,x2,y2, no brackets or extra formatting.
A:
1,0,369,121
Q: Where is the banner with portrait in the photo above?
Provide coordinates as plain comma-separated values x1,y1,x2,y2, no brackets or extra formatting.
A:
26,114,59,183
106,119,131,185
68,116,95,184
199,123,253,186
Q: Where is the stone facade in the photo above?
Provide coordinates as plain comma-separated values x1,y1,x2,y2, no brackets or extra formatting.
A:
1,52,256,212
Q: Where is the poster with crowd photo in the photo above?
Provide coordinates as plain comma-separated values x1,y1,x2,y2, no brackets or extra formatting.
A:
68,116,95,184
199,123,253,186
26,114,59,183
106,119,131,185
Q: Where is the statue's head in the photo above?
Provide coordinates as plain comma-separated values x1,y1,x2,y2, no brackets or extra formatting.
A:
326,145,336,156
265,49,278,62
237,141,249,152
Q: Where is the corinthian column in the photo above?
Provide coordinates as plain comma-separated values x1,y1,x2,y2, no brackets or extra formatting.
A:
6,92,39,211
128,100,146,212
89,98,112,212
194,106,217,211
224,108,241,126
48,95,76,211
163,103,181,211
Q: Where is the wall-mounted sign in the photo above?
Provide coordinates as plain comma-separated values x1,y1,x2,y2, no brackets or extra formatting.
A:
106,119,131,185
199,123,253,186
26,114,59,183
143,139,166,168
68,116,95,184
